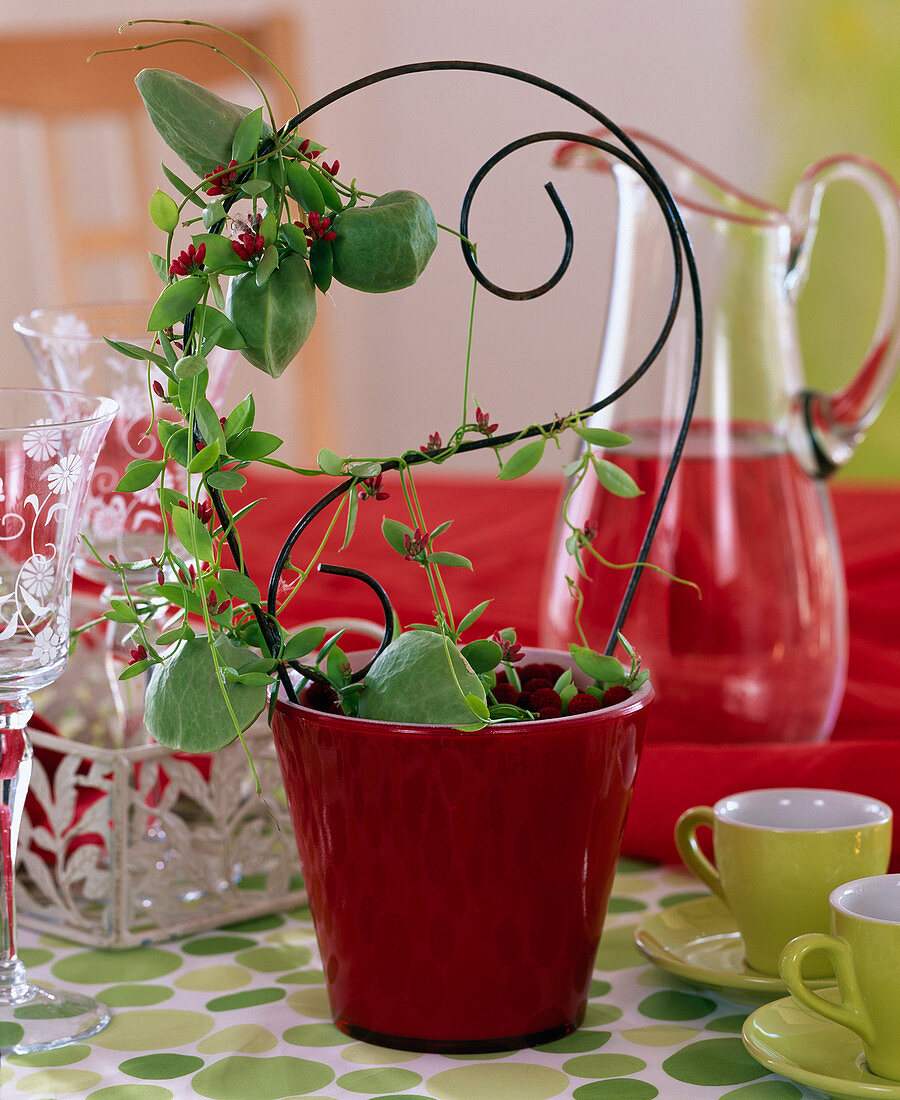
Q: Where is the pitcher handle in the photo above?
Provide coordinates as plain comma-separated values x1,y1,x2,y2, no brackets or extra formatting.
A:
786,155,900,476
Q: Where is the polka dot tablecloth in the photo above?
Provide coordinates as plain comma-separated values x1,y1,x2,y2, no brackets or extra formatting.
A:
3,861,824,1099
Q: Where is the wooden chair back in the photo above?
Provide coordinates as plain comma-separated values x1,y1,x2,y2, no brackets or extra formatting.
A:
0,16,336,459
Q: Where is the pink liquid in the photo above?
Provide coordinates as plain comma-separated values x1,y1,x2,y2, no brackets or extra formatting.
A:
540,424,847,743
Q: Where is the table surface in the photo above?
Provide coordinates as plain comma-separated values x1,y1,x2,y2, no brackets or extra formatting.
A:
5,863,829,1099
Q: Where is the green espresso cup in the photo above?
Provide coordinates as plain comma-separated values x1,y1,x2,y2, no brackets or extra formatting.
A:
780,875,900,1080
675,788,892,977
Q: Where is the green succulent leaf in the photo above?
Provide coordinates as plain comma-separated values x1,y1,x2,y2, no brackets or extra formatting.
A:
316,448,344,475
149,188,179,233
228,431,281,460
497,437,545,481
573,426,632,448
461,638,503,674
591,456,643,498
382,517,413,556
427,551,473,570
171,505,214,562
148,277,207,331
569,644,627,684
216,568,261,603
283,626,327,661
144,634,267,752
116,459,166,493
206,470,247,492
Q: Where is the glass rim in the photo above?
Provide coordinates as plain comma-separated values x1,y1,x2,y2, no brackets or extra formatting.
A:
12,301,153,343
0,387,118,430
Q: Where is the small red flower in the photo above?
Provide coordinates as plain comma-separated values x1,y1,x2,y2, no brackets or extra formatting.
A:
358,474,389,502
491,630,523,664
204,159,239,196
303,211,337,243
475,406,498,436
168,242,206,279
231,230,266,261
420,431,443,454
320,159,340,177
128,644,147,665
582,521,597,543
403,528,429,561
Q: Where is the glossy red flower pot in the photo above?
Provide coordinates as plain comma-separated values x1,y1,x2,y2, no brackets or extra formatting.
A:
271,649,652,1053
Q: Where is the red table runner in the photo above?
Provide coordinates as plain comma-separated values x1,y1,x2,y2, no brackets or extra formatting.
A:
236,470,900,866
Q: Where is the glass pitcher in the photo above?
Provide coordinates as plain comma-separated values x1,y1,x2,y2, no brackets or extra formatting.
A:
540,132,900,743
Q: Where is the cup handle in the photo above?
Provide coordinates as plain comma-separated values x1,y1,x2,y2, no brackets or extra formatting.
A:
674,806,723,898
779,933,876,1048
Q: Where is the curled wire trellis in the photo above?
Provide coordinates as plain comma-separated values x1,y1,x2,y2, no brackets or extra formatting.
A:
197,60,703,705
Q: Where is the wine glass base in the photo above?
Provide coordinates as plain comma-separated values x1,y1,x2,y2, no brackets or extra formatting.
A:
0,982,110,1053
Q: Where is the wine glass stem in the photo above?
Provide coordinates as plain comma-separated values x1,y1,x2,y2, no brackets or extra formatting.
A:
0,694,34,999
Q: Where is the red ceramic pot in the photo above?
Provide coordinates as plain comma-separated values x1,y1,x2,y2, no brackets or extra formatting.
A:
272,648,653,1053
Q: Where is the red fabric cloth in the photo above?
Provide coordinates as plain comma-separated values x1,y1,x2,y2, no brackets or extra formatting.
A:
236,471,900,865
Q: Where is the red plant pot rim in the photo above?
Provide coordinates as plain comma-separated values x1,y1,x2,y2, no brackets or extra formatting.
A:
274,645,653,733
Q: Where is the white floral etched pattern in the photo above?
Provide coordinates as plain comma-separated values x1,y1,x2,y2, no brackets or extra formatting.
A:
45,453,84,496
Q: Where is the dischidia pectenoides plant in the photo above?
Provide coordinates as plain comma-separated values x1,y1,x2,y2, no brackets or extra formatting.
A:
94,21,701,773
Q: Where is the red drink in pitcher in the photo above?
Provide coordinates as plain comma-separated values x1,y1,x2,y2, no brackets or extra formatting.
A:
540,423,847,743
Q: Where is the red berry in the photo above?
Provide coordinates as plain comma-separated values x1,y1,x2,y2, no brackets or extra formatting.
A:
304,681,341,713
492,682,519,705
520,664,550,683
602,684,632,707
529,687,562,711
521,676,553,693
568,692,602,715
543,663,566,683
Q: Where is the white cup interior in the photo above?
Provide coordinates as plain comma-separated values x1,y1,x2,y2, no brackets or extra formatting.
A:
715,788,892,831
832,875,900,924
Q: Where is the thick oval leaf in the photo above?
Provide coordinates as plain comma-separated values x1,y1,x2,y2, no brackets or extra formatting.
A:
175,353,208,380
171,505,214,562
573,426,632,448
148,277,207,331
382,517,413,556
224,394,255,439
281,222,308,256
591,456,643,498
255,244,279,287
332,190,437,293
225,253,317,378
427,551,473,570
188,440,220,474
231,105,263,164
285,159,325,214
144,635,267,751
309,238,333,293
461,638,503,674
228,430,280,460
307,163,342,212
206,470,247,492
569,644,627,684
316,447,344,475
116,459,165,493
216,568,261,604
497,437,546,481
282,625,327,661
149,188,179,233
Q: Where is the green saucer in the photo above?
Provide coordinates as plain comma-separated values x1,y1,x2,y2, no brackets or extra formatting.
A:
633,894,834,1004
742,989,900,1099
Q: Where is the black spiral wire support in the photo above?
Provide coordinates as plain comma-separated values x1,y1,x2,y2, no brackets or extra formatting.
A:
199,60,703,704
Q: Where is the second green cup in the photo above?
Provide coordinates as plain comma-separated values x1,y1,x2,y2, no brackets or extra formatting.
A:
675,788,892,977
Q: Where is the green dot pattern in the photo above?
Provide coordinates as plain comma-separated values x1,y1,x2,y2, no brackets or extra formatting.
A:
6,860,812,1097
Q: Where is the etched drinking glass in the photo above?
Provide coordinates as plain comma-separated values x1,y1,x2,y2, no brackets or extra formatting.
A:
0,388,116,1053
